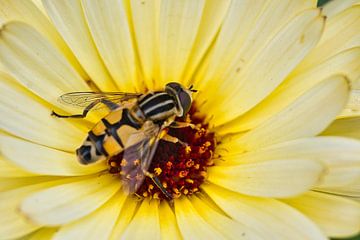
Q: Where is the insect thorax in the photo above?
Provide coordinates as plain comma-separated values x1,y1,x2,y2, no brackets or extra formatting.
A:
135,91,178,122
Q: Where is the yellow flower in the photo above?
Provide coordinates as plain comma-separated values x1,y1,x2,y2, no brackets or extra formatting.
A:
0,0,359,239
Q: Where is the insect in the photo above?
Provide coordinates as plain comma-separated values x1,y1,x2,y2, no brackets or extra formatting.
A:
52,82,197,199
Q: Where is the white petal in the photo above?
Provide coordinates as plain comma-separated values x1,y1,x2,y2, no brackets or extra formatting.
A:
226,75,349,151
322,116,360,139
196,8,323,126
284,191,360,238
208,159,323,198
82,0,139,92
175,197,225,240
53,191,125,240
0,21,90,108
20,174,121,225
0,178,77,239
202,184,327,240
159,201,182,240
0,135,105,176
0,0,88,79
42,0,116,91
218,47,360,134
323,0,360,17
219,136,360,189
121,199,160,240
0,74,86,151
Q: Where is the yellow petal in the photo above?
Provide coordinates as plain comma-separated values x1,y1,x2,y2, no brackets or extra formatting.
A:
182,0,231,84
0,0,88,79
159,201,182,240
219,136,360,189
0,177,78,239
0,176,59,192
202,184,326,240
0,155,35,178
191,195,263,240
218,47,360,134
20,174,121,225
322,116,360,139
157,0,205,86
121,199,160,240
317,176,360,198
27,228,58,240
323,0,360,18
53,191,125,240
225,75,349,151
340,90,360,117
284,191,360,238
175,197,225,240
0,135,105,176
42,0,116,91
0,74,85,151
208,159,323,198
297,6,360,72
196,8,324,126
0,21,90,108
109,197,138,239
82,0,139,92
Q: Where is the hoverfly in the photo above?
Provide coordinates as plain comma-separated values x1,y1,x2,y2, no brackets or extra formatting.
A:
52,82,197,199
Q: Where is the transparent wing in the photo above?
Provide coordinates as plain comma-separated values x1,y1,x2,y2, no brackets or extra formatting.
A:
58,92,142,109
121,121,162,194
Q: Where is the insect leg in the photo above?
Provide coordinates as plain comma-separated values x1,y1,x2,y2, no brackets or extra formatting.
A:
51,100,101,118
144,171,173,200
161,134,188,147
169,121,199,130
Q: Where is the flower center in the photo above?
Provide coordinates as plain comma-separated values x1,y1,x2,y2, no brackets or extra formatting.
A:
108,105,215,200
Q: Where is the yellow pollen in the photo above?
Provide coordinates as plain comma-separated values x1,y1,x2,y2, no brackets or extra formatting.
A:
110,162,117,167
166,161,173,169
185,178,194,184
154,167,162,176
120,159,127,167
204,141,211,147
148,184,154,191
185,145,192,154
192,187,199,193
143,192,148,197
179,170,188,178
162,182,167,188
206,159,214,166
173,188,180,194
153,192,160,199
194,164,200,170
134,159,140,166
199,146,206,154
186,159,194,168
200,171,207,177
183,189,189,195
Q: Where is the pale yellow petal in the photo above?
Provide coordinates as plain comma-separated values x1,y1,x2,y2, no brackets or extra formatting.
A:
0,21,90,108
198,9,325,126
219,136,360,189
323,0,360,17
191,195,263,240
0,177,78,239
182,0,231,84
0,155,35,178
159,201,182,240
202,184,326,240
284,191,360,238
297,5,360,72
175,197,225,240
317,176,360,198
121,199,160,240
82,0,139,92
208,159,323,198
130,0,160,90
322,116,360,139
0,135,105,176
225,75,349,151
53,191,125,240
218,47,360,134
26,228,58,240
0,176,59,192
0,74,85,151
20,174,121,225
42,0,116,91
157,0,205,86
109,197,138,239
0,0,88,79
340,90,360,117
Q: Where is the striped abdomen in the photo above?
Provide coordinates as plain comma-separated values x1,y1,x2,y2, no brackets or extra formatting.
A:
76,108,141,164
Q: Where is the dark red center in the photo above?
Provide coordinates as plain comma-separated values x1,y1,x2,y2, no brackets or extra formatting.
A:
108,105,216,200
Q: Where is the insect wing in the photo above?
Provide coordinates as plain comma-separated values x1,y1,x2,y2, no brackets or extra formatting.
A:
121,121,161,194
58,92,141,109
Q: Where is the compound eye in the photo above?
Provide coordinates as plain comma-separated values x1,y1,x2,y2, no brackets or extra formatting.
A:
178,91,191,117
